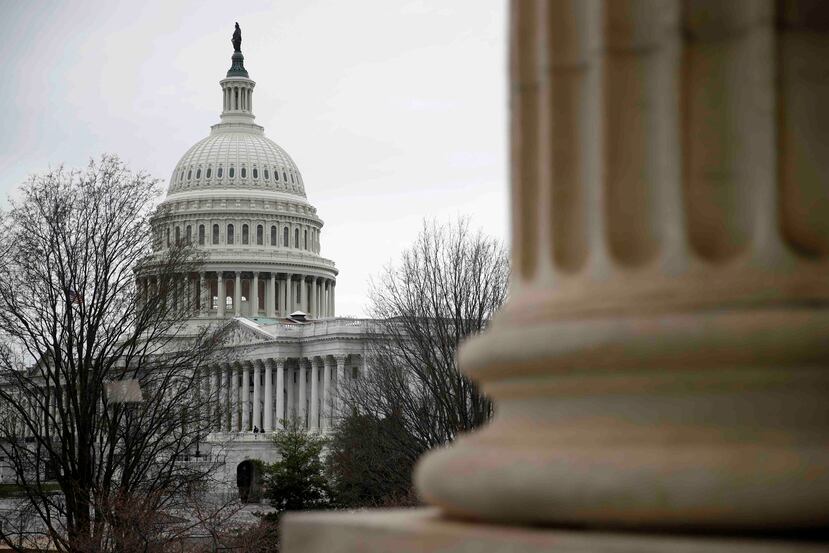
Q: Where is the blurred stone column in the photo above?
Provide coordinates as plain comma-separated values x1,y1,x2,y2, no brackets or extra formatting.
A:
310,357,320,431
415,0,829,532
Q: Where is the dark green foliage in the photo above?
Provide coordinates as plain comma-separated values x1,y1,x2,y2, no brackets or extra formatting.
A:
263,419,330,512
327,410,422,508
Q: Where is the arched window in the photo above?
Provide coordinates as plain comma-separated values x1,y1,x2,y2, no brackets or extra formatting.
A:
227,224,235,245
218,167,223,178
294,228,299,248
283,172,287,182
166,228,170,247
304,229,308,250
179,171,184,182
212,224,219,245
290,173,295,184
199,225,205,245
241,168,247,178
271,225,277,245
264,169,269,180
283,227,289,247
187,170,192,180
229,167,235,178
186,225,192,243
253,168,258,179
175,226,181,245
242,224,249,245
196,168,201,179
206,168,212,179
257,224,263,245
275,169,280,181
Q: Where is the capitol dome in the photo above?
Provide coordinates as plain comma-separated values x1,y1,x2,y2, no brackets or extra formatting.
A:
145,34,338,322
167,127,306,197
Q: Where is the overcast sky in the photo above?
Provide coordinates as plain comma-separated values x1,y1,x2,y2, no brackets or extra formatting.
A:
0,0,508,317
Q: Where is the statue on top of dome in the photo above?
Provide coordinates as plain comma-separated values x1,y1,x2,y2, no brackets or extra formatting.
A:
232,22,242,53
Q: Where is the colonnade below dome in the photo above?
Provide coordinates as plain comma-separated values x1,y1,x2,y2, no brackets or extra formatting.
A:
138,270,336,320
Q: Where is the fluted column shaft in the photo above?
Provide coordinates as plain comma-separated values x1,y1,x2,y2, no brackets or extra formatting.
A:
309,277,317,318
310,357,319,431
322,356,332,429
334,355,345,422
229,365,239,432
263,360,273,431
251,272,259,317
199,272,207,315
267,272,276,317
416,0,829,533
252,361,261,430
242,362,250,431
275,358,285,429
298,358,307,428
217,273,225,318
234,271,241,316
286,273,294,315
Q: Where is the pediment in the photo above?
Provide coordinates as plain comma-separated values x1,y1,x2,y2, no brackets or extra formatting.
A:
216,318,274,347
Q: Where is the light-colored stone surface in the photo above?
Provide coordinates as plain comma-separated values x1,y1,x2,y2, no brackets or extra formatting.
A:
282,509,829,553
414,0,829,532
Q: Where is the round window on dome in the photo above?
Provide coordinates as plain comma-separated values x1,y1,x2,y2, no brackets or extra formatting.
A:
196,169,201,179
218,167,223,178
206,168,212,179
253,168,258,179
241,168,247,178
229,167,235,178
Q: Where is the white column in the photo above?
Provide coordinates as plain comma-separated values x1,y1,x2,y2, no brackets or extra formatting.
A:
334,355,346,421
323,356,332,430
252,360,261,431
286,361,294,421
309,277,317,318
251,272,259,317
199,272,207,315
263,359,273,431
286,274,293,315
310,357,320,431
217,272,225,318
234,271,241,316
298,358,307,429
267,272,276,317
331,280,337,317
242,362,250,431
228,365,237,432
275,358,285,429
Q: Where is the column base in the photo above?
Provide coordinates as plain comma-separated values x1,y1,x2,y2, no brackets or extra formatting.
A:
281,509,828,553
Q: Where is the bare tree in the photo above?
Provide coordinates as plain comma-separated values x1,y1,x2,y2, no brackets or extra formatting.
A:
337,218,509,491
0,156,231,553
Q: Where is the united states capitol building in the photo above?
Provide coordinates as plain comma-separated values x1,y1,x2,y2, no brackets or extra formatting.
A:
142,32,371,488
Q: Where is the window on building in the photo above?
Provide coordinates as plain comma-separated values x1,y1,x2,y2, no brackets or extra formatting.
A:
196,168,201,179
199,225,205,245
218,167,223,178
229,167,235,178
212,224,219,245
304,229,308,250
257,225,263,245
227,224,235,245
186,225,192,243
179,171,184,182
283,227,289,246
271,226,277,245
290,173,295,183
166,228,170,247
253,168,258,179
264,169,269,180
175,226,181,245
241,168,247,178
283,172,287,182
275,169,280,181
187,170,192,180
242,224,249,245
206,168,212,178
294,228,299,248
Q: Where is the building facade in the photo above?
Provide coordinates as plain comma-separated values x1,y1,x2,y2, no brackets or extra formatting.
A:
140,34,370,488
